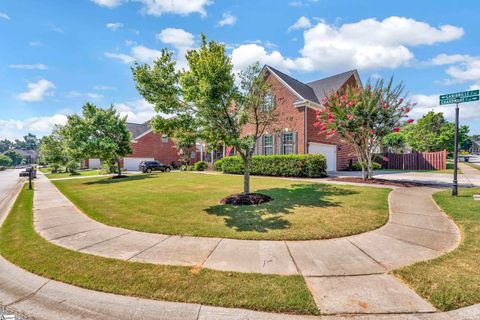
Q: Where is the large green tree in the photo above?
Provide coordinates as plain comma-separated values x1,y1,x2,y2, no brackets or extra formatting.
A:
62,103,132,177
0,154,12,167
316,78,412,179
0,139,13,153
132,37,276,194
3,150,24,166
403,111,469,152
14,133,40,150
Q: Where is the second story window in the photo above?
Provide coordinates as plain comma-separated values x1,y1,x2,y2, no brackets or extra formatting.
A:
282,132,294,154
262,93,274,112
263,135,273,155
162,134,168,143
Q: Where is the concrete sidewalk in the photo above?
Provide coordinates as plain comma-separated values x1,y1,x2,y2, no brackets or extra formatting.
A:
0,172,477,319
32,174,462,314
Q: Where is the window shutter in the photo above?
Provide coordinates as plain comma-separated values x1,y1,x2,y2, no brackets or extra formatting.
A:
293,132,298,154
272,134,276,155
279,133,284,154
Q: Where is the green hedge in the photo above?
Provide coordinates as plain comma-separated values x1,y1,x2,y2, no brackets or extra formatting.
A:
221,154,327,178
194,161,208,171
213,159,223,171
351,161,382,171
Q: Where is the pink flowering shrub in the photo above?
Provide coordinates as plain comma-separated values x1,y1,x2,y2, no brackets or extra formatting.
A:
315,78,413,179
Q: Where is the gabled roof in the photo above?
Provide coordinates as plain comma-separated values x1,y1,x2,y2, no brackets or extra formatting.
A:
127,121,150,139
12,148,38,158
266,66,319,103
307,70,359,101
264,65,361,106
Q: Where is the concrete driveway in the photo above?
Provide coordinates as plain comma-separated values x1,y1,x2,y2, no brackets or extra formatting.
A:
331,161,480,188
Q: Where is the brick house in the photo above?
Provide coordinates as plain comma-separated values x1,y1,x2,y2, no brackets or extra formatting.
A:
84,121,185,170
242,65,361,171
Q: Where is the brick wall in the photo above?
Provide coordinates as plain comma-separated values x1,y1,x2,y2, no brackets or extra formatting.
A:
242,72,307,154
129,131,181,166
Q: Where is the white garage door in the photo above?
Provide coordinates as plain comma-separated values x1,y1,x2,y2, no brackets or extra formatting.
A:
123,157,154,171
308,143,337,172
88,158,101,169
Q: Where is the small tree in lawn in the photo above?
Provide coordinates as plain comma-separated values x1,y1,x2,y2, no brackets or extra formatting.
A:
39,125,67,173
63,103,132,177
132,37,276,195
315,78,413,179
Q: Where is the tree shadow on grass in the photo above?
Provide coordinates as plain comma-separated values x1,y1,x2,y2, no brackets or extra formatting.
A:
83,174,157,185
205,184,357,233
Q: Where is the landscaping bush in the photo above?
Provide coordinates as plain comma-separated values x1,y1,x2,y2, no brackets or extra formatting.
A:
213,159,223,171
66,160,80,175
194,161,208,171
0,166,5,171
351,161,382,171
221,154,327,178
180,164,194,171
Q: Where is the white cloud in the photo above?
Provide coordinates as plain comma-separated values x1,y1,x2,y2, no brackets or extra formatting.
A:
288,0,318,7
104,52,135,64
65,91,104,100
0,12,10,20
136,0,213,17
91,0,123,8
218,12,237,27
8,64,47,70
156,28,194,49
0,114,68,140
105,45,163,65
231,44,299,73
288,16,311,32
49,24,63,33
18,79,55,102
29,41,42,47
106,22,124,31
94,85,116,90
430,54,480,85
116,99,156,123
410,94,480,122
231,16,464,73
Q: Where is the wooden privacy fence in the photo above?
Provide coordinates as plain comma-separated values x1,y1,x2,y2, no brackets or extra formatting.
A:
381,150,447,171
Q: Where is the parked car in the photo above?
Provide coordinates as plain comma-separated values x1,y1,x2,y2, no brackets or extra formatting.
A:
139,161,172,173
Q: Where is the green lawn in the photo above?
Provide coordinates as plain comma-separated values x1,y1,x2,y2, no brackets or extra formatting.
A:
53,172,390,240
465,162,480,170
0,184,318,315
394,187,480,311
45,169,102,179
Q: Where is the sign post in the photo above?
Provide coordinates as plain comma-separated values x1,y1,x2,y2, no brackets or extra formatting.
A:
439,89,479,196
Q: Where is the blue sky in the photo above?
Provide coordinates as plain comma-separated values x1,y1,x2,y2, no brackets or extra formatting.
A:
1,0,480,140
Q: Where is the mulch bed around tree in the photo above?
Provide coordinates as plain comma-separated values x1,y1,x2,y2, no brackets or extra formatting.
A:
111,175,129,179
329,177,425,187
220,193,272,205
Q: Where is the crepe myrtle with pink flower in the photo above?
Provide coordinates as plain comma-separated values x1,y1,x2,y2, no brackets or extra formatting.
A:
315,78,414,179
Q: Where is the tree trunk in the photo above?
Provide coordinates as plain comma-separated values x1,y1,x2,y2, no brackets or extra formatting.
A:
117,158,122,177
243,156,251,194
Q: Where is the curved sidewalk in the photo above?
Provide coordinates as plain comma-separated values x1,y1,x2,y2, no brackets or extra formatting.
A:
34,175,460,275
31,174,462,314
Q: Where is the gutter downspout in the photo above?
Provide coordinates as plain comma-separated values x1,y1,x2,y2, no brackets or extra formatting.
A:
304,106,308,154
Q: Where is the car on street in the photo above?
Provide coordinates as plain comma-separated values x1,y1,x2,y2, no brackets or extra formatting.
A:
138,160,172,173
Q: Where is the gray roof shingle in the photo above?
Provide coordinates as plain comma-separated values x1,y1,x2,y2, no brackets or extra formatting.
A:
127,122,150,139
266,65,359,104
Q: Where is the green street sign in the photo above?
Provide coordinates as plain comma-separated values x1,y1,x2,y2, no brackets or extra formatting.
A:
440,95,479,105
439,89,479,105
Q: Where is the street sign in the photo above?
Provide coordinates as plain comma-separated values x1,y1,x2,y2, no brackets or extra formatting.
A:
440,89,479,100
438,89,480,197
440,95,479,105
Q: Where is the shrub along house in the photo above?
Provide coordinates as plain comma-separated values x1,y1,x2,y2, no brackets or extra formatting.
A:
84,121,184,170
241,65,359,172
